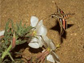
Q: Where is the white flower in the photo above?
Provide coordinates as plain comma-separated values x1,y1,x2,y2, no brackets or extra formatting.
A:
0,30,5,36
37,36,60,63
47,51,60,63
29,16,60,62
43,37,60,63
28,16,47,48
42,36,56,50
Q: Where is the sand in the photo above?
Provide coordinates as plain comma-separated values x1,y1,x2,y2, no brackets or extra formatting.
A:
0,0,84,63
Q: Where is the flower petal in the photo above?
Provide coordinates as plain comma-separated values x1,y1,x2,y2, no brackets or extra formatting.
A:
36,25,47,36
51,52,59,60
0,30,5,36
42,36,50,47
28,36,43,49
51,52,60,63
37,36,43,47
49,40,56,50
28,38,39,48
30,16,38,27
36,20,43,29
28,42,39,48
47,54,55,63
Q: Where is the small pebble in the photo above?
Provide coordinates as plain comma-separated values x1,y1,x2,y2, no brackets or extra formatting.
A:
71,34,73,35
74,33,77,36
52,1,55,3
80,28,82,31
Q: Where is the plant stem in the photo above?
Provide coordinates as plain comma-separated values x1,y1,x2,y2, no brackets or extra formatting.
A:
1,44,14,61
8,52,14,61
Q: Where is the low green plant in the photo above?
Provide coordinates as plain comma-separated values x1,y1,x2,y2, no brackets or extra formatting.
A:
0,19,33,63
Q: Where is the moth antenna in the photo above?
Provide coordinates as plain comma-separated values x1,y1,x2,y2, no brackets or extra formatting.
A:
55,2,58,10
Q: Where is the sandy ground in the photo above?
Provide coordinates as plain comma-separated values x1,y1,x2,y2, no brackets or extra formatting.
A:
0,0,84,63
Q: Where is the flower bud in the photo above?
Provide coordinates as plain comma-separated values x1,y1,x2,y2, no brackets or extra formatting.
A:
12,33,16,48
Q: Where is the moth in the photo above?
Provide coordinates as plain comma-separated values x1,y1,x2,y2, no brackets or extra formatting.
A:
51,2,74,35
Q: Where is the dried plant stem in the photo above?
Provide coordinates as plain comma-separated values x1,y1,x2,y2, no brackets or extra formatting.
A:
36,50,50,63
